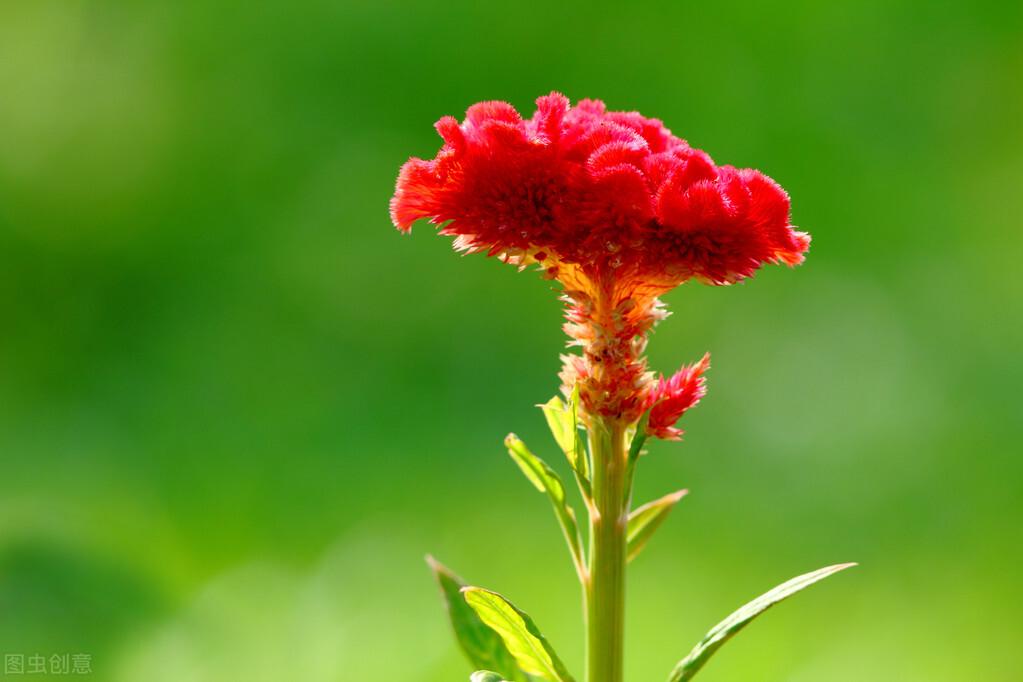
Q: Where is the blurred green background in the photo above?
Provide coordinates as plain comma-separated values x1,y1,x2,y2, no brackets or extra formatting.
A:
1,0,1021,680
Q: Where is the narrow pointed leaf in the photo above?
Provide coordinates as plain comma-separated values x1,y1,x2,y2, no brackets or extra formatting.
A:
628,412,650,464
462,587,575,682
668,563,857,682
426,557,525,681
539,385,590,489
504,434,584,575
627,489,687,562
568,383,590,489
540,395,575,466
471,672,509,682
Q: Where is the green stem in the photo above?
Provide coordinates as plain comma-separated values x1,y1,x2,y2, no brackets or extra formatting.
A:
585,418,629,682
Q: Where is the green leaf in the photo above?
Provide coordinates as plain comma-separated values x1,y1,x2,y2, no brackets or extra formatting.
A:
539,385,590,489
539,395,574,466
426,557,525,681
667,563,857,682
628,413,650,464
504,434,584,575
462,587,576,682
471,672,509,682
626,489,687,563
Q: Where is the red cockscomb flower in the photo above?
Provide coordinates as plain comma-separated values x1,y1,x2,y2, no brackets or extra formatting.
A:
398,96,851,682
391,93,807,425
391,92,809,288
645,353,711,440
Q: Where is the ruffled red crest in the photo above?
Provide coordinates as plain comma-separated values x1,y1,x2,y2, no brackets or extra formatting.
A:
391,92,810,289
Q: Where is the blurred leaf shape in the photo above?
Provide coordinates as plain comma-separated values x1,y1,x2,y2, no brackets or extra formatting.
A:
0,540,166,658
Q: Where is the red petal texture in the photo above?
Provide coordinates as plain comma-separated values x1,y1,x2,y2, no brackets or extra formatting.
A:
645,353,711,440
390,92,810,287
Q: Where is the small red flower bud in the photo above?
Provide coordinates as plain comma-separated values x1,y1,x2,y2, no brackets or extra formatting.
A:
645,353,711,440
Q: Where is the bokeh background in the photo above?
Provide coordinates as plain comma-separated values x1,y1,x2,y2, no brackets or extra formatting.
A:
1,0,1021,680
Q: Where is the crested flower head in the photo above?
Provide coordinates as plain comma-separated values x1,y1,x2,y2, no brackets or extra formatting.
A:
391,92,809,289
391,93,808,424
644,353,710,440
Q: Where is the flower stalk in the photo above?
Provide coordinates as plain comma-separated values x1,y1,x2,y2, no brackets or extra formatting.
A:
584,417,628,682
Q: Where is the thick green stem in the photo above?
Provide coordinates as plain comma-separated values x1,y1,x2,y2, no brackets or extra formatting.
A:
585,418,629,682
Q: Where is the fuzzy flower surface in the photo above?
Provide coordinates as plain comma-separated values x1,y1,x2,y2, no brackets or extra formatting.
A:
391,93,809,427
644,353,710,440
391,92,808,287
